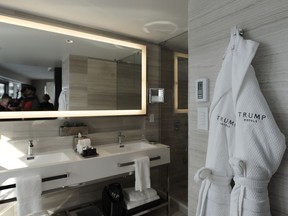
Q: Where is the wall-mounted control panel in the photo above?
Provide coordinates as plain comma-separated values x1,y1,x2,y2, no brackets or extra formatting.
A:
149,88,164,103
196,78,208,102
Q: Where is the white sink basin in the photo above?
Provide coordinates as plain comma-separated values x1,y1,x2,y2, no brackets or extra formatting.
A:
20,152,70,166
98,141,157,154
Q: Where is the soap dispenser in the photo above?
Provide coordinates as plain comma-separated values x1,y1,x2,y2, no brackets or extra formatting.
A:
27,140,34,159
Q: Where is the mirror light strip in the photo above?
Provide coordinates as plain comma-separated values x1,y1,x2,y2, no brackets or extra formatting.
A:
174,52,188,114
0,15,144,50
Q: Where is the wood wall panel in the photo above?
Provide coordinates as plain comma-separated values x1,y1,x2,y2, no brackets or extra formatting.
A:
117,63,141,110
87,58,117,110
69,55,88,110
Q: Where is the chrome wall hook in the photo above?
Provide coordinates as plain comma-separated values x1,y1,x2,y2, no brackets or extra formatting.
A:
231,26,244,37
239,28,244,36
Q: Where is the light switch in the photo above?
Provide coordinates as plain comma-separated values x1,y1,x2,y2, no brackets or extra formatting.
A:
197,107,209,130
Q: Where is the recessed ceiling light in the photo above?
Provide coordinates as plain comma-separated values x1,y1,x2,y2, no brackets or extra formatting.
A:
143,21,178,35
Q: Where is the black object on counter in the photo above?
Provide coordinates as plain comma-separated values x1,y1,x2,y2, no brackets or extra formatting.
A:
82,147,98,158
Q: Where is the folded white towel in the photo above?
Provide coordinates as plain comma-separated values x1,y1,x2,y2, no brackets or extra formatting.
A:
123,187,157,202
125,195,160,210
134,156,151,192
76,138,91,154
16,175,42,216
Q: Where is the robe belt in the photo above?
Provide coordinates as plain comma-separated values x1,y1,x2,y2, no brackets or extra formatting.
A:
195,167,232,216
195,167,232,185
230,158,270,216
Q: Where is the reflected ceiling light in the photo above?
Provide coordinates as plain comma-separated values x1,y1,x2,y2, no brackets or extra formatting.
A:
143,21,178,35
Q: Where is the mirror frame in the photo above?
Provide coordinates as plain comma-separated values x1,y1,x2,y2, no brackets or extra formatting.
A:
174,52,188,114
0,13,147,119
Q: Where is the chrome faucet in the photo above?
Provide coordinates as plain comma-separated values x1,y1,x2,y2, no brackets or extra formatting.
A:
27,140,35,160
118,132,125,147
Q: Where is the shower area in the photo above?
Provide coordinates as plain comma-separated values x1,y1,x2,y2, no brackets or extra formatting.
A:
160,42,188,212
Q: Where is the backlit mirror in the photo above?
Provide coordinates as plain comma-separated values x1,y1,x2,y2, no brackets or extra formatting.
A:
0,14,146,119
174,52,188,113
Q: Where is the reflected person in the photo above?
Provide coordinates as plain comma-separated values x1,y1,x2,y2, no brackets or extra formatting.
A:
0,94,12,111
40,94,55,110
19,85,40,111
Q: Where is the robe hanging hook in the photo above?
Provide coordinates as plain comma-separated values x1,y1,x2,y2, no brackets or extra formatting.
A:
239,28,244,37
232,26,244,37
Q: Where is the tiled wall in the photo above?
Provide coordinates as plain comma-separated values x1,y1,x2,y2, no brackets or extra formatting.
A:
188,1,288,215
0,43,162,214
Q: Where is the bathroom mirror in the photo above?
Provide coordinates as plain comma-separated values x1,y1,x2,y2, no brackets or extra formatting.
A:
174,52,188,113
0,14,147,119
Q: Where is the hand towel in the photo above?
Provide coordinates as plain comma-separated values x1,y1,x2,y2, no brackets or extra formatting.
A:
134,156,151,192
15,175,42,216
123,187,157,202
125,195,160,210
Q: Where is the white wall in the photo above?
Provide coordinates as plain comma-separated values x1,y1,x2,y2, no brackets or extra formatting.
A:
188,1,288,215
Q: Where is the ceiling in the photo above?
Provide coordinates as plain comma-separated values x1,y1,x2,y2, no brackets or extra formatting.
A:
0,0,188,80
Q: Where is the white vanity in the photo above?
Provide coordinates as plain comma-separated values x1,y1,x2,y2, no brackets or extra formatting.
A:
0,141,170,215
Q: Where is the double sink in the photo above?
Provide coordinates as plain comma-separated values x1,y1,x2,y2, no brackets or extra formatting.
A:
17,141,158,167
0,141,170,192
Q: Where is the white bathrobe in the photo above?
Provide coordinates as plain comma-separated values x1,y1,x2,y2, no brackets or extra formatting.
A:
58,87,69,111
194,27,237,216
229,28,286,216
195,26,286,216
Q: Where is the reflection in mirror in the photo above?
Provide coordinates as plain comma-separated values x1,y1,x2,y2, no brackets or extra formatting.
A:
0,14,146,119
174,52,188,113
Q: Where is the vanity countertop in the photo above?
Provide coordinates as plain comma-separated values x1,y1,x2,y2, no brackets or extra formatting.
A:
0,141,170,192
0,141,168,172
